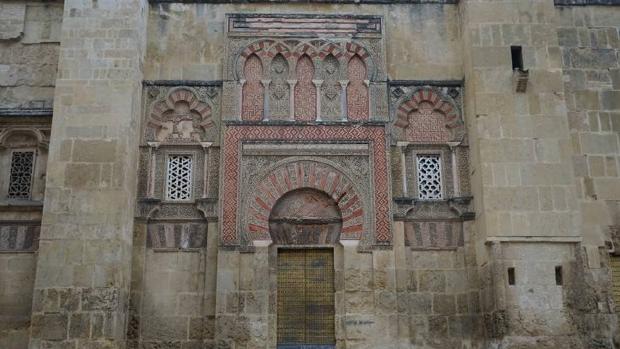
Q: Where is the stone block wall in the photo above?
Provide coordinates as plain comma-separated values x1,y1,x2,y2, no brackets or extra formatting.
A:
146,3,463,82
460,0,594,347
556,4,620,347
127,222,218,348
0,1,62,111
394,221,484,348
27,0,149,348
0,0,618,348
0,252,36,348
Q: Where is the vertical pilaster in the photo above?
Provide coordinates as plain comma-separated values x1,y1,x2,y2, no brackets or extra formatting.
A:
29,1,148,347
460,0,582,346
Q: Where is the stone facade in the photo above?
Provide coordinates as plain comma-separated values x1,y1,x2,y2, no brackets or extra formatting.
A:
0,1,619,349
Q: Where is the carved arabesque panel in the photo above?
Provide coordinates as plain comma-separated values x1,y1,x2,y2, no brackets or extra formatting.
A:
320,54,341,120
269,54,290,120
146,87,216,144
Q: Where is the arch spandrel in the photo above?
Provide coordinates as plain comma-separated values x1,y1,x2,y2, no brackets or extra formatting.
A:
243,160,367,244
268,188,343,245
392,87,465,144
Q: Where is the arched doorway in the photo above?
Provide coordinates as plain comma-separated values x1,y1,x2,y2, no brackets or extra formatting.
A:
270,188,340,349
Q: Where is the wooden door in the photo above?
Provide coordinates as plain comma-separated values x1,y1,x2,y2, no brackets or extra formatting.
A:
277,249,335,349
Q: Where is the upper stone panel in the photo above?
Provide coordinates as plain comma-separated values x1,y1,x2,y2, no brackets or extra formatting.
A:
222,13,388,122
227,14,382,38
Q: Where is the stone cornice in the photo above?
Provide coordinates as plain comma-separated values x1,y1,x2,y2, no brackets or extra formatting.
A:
554,0,620,5
0,108,53,117
150,0,458,3
151,0,620,4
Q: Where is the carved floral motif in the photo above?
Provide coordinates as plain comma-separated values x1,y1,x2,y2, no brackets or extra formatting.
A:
147,88,213,143
269,54,290,119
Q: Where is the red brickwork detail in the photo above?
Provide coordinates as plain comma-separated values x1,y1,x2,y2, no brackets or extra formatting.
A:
346,55,369,121
247,161,366,241
228,15,382,37
395,88,460,143
404,221,463,249
242,54,264,121
294,55,316,121
221,125,391,245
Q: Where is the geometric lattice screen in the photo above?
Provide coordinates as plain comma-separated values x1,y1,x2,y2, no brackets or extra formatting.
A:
416,154,443,200
8,151,35,199
166,155,193,200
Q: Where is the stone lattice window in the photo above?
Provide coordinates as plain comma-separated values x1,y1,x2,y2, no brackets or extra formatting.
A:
166,155,193,201
8,151,35,199
416,155,442,200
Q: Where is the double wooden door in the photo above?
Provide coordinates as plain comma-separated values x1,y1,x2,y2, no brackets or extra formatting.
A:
277,249,335,349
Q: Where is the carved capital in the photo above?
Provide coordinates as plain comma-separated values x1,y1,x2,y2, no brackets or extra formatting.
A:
147,142,161,150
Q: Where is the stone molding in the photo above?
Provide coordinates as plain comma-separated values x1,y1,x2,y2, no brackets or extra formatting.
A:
152,0,458,3
227,13,382,38
554,0,620,5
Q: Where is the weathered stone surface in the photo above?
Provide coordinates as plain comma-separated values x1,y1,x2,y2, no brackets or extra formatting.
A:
0,1,618,349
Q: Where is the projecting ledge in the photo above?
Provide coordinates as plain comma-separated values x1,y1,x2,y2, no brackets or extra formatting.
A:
485,236,583,244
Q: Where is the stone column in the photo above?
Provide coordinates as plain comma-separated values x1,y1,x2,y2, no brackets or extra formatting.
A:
200,142,213,199
146,142,160,198
447,141,460,197
29,1,148,348
312,79,323,121
261,80,271,121
397,142,409,196
238,79,246,121
364,80,371,120
339,80,349,121
287,80,297,121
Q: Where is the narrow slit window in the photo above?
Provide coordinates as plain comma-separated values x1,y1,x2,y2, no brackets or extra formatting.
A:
166,155,193,201
416,154,443,200
511,46,524,71
8,151,35,199
507,267,516,285
555,266,563,286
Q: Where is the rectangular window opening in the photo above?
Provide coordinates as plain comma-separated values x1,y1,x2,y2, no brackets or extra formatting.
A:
555,266,563,286
166,154,193,201
416,154,443,200
511,46,524,71
8,150,35,199
507,267,516,286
